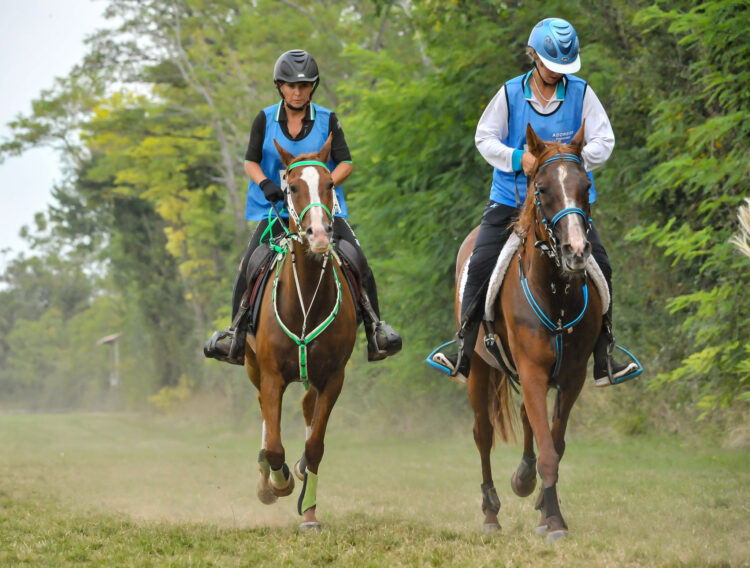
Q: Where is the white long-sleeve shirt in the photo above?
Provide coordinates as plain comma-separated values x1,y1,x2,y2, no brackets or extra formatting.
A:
475,74,615,173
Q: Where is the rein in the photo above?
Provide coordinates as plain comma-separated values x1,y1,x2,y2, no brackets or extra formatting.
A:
269,160,342,385
519,152,591,379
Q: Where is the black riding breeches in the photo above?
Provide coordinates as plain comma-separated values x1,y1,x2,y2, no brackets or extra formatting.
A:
230,217,380,320
587,222,614,320
461,202,518,323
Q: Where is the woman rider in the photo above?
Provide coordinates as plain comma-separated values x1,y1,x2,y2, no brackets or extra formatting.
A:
433,18,638,387
204,49,401,364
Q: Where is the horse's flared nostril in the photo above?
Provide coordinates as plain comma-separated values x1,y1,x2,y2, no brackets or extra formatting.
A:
325,223,332,234
306,226,314,237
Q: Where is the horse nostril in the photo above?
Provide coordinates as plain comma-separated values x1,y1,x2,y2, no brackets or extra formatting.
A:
306,226,314,237
325,224,332,234
583,241,592,256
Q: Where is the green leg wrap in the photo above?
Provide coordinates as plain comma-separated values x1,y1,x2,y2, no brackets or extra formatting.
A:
297,470,318,515
270,464,290,486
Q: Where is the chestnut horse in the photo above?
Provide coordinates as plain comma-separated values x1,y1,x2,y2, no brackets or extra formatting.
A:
244,136,357,531
458,124,603,540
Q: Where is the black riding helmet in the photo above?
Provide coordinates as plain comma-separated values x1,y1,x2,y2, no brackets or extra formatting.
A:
274,50,320,109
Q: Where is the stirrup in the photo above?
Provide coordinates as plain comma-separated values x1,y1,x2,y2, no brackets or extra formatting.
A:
204,329,244,365
594,344,643,387
425,340,468,385
367,321,402,362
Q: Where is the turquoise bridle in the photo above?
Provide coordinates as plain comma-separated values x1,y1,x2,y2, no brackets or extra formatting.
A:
521,152,592,379
532,153,591,265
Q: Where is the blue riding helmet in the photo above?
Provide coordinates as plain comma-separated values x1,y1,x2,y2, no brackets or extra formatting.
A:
528,18,581,74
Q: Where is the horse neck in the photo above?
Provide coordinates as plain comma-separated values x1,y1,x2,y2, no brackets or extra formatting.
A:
520,232,582,308
277,238,338,318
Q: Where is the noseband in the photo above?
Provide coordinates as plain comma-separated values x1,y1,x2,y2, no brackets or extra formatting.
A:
285,160,335,232
532,153,591,265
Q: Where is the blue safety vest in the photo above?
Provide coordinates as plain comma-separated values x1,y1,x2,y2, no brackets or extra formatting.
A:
245,102,349,221
490,72,596,207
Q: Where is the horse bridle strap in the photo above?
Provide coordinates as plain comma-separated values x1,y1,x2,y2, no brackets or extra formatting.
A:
285,161,336,231
288,160,330,172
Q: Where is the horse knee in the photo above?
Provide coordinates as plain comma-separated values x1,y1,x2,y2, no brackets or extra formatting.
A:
536,451,560,487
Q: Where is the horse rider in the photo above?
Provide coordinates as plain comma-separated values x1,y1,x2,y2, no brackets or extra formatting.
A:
204,49,401,364
433,18,639,387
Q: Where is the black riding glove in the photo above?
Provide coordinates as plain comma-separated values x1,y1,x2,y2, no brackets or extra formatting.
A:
260,179,284,203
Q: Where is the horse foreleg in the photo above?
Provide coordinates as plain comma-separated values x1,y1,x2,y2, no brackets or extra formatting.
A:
257,376,294,499
511,402,538,498
468,357,501,532
550,373,584,460
297,370,345,531
295,388,317,481
519,366,567,541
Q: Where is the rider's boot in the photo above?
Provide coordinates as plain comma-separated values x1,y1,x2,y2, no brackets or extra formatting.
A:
361,289,402,362
204,257,251,366
593,313,639,387
204,297,250,366
432,318,480,384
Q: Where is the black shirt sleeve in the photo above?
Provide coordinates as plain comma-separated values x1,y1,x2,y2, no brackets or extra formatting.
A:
328,112,352,164
244,111,267,163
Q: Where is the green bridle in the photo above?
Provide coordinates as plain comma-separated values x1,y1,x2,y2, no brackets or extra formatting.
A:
269,159,342,386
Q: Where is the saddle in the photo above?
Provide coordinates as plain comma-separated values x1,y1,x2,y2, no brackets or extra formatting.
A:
440,233,610,379
242,238,363,335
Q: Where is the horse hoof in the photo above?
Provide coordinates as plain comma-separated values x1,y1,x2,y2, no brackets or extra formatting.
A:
299,521,322,532
270,475,295,497
257,484,278,504
294,459,305,481
511,471,537,498
535,524,548,536
546,529,568,542
483,523,501,533
257,466,278,505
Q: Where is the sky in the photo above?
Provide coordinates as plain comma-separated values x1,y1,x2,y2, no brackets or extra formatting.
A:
0,0,109,259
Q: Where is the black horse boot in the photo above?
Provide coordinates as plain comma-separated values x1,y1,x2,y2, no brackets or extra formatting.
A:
593,314,639,387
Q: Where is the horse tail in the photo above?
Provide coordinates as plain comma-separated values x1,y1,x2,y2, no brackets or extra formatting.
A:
731,197,750,258
487,366,517,445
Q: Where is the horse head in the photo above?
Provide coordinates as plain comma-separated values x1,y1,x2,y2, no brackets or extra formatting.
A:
523,122,592,275
274,135,336,254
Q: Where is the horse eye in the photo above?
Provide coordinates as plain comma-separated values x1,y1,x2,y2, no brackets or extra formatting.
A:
534,182,545,194
289,183,298,194
328,181,334,190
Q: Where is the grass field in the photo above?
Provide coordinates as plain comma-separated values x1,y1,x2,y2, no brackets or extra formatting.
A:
1,411,748,567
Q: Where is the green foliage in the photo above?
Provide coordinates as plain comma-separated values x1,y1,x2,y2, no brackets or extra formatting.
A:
0,0,748,427
624,0,750,416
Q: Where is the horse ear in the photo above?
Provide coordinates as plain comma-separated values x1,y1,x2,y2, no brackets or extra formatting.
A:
569,120,585,157
274,139,295,167
526,123,546,157
318,133,332,163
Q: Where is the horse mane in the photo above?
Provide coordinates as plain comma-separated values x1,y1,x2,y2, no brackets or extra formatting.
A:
512,140,578,237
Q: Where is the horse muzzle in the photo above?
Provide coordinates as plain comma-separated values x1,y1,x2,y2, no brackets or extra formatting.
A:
305,222,333,254
561,242,591,274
